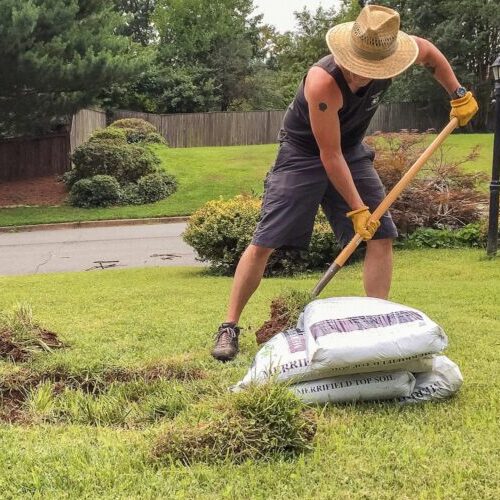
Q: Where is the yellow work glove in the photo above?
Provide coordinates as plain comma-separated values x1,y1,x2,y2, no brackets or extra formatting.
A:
450,91,478,127
346,206,380,241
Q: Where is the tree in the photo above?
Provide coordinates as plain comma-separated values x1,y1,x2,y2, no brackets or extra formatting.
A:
0,0,148,137
378,0,500,130
153,0,263,112
265,0,361,105
114,0,157,46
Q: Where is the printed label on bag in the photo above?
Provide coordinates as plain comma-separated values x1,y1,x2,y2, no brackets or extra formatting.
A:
310,310,424,339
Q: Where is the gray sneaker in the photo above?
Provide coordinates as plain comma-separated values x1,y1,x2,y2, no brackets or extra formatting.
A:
212,323,241,362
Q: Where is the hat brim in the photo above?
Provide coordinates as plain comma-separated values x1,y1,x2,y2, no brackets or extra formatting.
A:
326,22,418,79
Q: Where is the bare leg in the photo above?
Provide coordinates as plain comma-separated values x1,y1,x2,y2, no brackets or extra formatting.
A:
226,244,274,323
363,238,393,299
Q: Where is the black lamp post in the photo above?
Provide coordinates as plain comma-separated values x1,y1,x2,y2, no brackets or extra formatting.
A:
487,55,500,256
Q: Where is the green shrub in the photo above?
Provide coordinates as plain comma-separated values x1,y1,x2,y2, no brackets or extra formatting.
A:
136,172,177,203
399,223,486,249
109,118,166,144
69,175,121,208
110,118,157,134
183,195,340,276
142,132,167,145
88,127,127,145
69,141,160,185
62,168,79,188
120,183,143,205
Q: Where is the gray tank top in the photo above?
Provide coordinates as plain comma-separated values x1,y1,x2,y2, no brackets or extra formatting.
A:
279,55,391,154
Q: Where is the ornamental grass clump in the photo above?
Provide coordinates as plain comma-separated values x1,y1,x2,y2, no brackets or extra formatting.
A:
365,132,487,233
151,382,317,465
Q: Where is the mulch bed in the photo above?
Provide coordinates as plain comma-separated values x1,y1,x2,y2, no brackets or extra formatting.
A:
0,175,68,207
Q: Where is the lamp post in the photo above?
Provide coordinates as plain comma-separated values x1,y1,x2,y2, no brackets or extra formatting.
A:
487,55,500,256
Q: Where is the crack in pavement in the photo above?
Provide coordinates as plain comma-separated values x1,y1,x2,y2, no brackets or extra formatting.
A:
33,240,67,274
34,251,54,274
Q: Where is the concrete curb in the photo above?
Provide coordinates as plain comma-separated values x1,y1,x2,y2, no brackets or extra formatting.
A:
0,216,190,233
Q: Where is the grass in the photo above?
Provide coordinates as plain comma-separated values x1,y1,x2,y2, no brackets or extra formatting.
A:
0,144,276,227
0,133,493,227
0,249,498,498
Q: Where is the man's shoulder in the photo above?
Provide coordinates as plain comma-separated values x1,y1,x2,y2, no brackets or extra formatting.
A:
306,65,342,104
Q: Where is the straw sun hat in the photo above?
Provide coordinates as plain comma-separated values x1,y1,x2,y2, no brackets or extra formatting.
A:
326,4,418,79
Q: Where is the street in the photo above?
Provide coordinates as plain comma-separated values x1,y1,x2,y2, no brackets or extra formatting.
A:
0,222,202,276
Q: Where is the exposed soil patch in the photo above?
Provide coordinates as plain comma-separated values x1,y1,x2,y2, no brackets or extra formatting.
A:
255,298,294,345
255,291,310,345
0,389,26,423
0,175,68,207
0,326,65,362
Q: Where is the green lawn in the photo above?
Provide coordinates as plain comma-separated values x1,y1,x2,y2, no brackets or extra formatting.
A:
424,133,493,176
0,133,493,228
0,249,498,498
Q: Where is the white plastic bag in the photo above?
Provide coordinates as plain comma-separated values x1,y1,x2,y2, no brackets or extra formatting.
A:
235,328,433,389
291,371,415,404
303,297,447,372
400,355,463,403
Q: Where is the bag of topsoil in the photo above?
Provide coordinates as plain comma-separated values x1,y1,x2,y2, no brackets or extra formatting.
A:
234,327,433,390
290,371,416,404
302,297,448,372
400,355,463,404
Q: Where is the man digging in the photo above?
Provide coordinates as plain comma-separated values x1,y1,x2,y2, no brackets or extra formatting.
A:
212,4,478,362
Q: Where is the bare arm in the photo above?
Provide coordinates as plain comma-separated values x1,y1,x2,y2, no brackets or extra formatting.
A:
304,66,365,210
412,36,461,95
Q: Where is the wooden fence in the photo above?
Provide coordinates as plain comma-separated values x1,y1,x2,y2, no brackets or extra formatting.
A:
0,133,70,182
111,109,285,147
113,101,449,148
366,102,448,134
0,108,106,182
70,108,107,152
0,102,448,181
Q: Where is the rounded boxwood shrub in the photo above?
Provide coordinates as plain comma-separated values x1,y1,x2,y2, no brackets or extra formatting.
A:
69,175,121,208
136,172,178,203
88,127,128,145
183,195,340,276
62,168,79,188
141,131,167,145
110,118,157,134
109,118,166,144
120,183,143,205
69,141,161,185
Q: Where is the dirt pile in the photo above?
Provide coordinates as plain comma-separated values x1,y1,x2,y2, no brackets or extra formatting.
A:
255,291,311,345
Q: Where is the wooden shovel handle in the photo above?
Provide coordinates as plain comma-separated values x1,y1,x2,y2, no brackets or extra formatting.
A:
333,118,459,267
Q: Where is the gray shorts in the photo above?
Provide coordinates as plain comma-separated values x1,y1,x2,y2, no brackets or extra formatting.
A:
252,141,398,249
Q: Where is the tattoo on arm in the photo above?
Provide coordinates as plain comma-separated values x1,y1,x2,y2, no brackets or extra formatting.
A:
318,102,328,112
424,63,436,74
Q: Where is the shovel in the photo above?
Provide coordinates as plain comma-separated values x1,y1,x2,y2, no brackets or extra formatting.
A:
311,117,459,299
